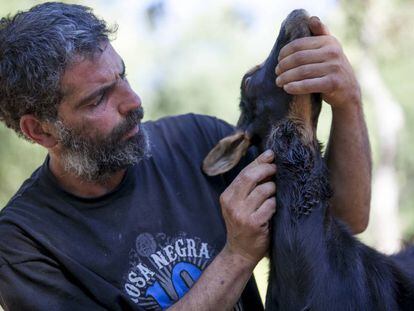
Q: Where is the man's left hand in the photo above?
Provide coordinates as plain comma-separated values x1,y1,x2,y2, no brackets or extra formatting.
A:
275,16,361,109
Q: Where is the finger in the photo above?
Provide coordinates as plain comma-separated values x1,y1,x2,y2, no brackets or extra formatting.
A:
276,62,332,87
231,163,277,199
227,150,275,199
250,150,275,167
309,16,330,36
278,36,326,62
251,197,276,227
245,181,276,213
276,48,325,76
282,76,338,95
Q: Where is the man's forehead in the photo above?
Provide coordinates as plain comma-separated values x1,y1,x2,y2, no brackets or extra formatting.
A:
60,44,122,99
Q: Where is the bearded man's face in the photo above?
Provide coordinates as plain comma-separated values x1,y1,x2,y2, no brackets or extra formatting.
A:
54,107,150,182
51,43,150,182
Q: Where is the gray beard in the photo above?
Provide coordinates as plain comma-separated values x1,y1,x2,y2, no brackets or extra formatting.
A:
53,108,150,183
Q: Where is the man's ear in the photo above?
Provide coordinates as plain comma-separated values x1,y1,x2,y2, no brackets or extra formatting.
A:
202,131,251,176
19,115,58,148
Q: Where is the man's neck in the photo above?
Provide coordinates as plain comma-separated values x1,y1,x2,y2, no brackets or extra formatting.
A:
48,155,126,198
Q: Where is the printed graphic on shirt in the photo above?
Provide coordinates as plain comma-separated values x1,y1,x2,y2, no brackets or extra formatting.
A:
123,232,243,311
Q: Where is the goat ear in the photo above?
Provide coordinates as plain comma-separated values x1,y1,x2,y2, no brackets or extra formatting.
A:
202,131,251,176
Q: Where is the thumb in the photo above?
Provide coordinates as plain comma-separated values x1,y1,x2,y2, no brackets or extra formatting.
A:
309,16,330,36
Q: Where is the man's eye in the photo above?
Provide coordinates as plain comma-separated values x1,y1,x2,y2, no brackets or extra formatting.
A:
92,92,106,107
120,72,127,80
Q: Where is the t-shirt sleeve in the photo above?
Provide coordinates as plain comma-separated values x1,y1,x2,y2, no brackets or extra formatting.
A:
0,261,107,311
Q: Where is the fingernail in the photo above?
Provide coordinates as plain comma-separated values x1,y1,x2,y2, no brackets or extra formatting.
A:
263,150,273,159
276,77,281,86
275,65,280,75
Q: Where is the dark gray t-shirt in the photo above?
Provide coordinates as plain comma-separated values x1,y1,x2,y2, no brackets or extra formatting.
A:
0,114,262,311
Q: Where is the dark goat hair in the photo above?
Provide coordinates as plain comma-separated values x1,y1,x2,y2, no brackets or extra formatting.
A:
203,9,414,311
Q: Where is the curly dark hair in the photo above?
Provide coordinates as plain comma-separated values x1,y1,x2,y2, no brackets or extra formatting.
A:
0,2,117,139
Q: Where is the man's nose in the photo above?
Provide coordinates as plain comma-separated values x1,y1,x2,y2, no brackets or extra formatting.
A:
118,86,142,116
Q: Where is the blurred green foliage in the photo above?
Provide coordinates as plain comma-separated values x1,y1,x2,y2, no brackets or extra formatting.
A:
0,124,46,205
375,3,414,238
342,0,414,239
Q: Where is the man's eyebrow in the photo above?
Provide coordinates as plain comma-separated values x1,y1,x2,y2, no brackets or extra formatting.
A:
75,81,116,108
73,59,126,108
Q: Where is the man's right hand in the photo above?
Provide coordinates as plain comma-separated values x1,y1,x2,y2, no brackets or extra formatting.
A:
220,150,277,266
168,151,276,310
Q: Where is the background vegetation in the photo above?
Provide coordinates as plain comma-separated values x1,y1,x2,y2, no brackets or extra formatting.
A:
1,0,414,303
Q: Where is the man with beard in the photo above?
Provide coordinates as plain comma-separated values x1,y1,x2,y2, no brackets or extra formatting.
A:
0,3,371,311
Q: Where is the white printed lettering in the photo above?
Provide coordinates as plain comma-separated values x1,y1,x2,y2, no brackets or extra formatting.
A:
128,271,140,284
137,263,155,281
186,239,197,257
125,283,140,298
164,245,178,262
151,251,170,269
199,243,210,259
175,239,186,257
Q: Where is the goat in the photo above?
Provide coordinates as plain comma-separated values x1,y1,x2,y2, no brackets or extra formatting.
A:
203,9,414,311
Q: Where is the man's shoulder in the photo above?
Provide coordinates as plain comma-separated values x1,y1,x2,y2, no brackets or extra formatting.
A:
0,159,64,267
0,220,25,267
0,161,49,241
0,193,44,268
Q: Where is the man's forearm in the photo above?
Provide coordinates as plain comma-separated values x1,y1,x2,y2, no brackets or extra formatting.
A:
169,151,276,310
168,246,256,311
325,99,372,234
273,14,371,233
